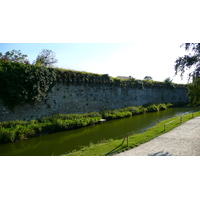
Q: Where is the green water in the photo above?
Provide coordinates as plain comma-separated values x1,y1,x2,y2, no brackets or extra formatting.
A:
0,107,199,156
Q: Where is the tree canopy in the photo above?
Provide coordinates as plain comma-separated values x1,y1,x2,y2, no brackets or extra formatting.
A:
0,49,58,68
175,43,200,80
0,50,30,64
175,43,200,105
33,49,58,67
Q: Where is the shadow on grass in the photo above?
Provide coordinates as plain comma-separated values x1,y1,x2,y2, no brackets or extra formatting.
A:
105,137,127,156
105,129,169,156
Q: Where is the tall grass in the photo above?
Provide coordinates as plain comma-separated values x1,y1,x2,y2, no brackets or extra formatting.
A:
0,103,174,144
0,112,101,144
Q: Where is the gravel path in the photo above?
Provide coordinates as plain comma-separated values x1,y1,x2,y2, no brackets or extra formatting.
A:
115,116,200,156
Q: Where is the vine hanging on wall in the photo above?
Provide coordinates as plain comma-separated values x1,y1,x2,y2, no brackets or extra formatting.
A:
0,60,57,108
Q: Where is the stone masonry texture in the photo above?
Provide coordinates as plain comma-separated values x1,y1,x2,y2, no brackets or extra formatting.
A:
0,82,188,122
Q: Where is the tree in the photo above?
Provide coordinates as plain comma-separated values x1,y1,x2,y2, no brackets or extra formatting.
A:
0,50,30,64
175,43,200,80
163,77,174,88
187,78,200,105
34,49,58,67
175,43,200,105
164,77,172,83
144,76,153,81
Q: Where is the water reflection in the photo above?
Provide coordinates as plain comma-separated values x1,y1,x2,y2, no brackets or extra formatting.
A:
0,107,199,156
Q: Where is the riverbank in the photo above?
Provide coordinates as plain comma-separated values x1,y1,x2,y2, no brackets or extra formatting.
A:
116,115,200,156
0,103,174,144
63,111,200,156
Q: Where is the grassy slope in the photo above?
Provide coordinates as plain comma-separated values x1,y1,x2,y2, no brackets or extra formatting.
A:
63,111,200,156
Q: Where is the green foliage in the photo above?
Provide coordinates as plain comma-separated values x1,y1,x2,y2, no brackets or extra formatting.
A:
101,106,146,120
145,104,160,112
101,110,132,120
0,59,186,109
64,112,200,156
175,43,200,80
174,41,200,112
158,103,167,110
0,104,173,144
0,50,30,64
0,60,57,108
144,103,171,112
187,78,200,105
164,77,175,88
0,112,102,144
0,127,16,142
174,44,200,106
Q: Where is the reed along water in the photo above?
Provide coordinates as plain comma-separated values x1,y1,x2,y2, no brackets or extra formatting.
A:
0,107,199,156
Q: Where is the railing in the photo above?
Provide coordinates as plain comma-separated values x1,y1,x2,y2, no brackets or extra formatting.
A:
121,112,195,147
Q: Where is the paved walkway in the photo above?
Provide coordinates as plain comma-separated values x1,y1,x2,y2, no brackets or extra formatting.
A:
115,116,200,156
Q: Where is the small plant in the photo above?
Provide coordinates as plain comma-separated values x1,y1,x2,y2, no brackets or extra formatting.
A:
164,77,175,88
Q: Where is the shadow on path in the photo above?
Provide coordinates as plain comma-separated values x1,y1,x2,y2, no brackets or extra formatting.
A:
148,150,172,156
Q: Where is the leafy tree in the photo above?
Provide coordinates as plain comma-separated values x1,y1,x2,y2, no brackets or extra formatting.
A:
175,43,200,105
175,43,200,80
187,78,200,105
34,49,58,67
0,50,30,64
144,76,153,81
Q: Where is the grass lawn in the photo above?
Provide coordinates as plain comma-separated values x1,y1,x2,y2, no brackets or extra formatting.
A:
63,111,200,156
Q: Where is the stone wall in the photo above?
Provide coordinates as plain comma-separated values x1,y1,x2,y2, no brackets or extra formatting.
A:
0,82,188,122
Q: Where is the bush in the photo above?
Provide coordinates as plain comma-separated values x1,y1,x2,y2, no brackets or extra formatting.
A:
0,127,16,143
158,104,167,110
0,120,28,128
146,104,160,112
101,109,132,120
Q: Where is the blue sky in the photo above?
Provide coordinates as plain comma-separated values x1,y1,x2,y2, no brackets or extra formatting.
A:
0,43,188,83
1,1,199,85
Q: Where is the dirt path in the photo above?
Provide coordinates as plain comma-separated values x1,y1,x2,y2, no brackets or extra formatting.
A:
115,116,200,156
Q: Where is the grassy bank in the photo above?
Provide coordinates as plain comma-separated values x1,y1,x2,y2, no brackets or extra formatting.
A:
101,103,173,120
0,112,102,144
63,111,200,156
0,103,177,144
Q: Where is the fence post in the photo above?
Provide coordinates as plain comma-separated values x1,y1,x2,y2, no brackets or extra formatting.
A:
192,113,194,118
126,133,128,147
164,123,166,131
180,116,182,124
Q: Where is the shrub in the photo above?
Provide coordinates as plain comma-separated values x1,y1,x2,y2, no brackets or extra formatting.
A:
0,128,16,143
0,120,28,128
146,104,160,112
158,104,167,110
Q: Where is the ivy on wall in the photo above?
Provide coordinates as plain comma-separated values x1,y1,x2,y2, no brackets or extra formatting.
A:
0,61,57,108
0,61,187,109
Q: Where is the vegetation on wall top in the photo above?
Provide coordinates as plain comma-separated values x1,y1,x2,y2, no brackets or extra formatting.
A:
0,60,187,108
0,60,57,108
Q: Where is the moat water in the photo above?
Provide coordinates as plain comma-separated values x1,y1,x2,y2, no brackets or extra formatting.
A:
0,107,199,156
